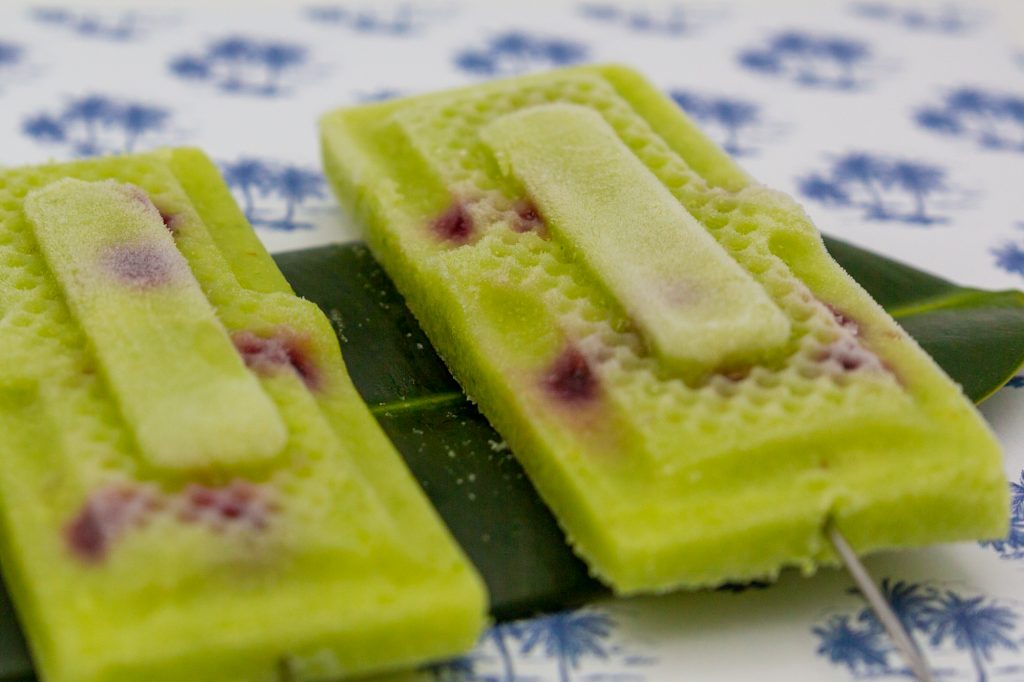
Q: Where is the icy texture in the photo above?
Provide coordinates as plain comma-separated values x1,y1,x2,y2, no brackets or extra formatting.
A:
0,149,486,682
25,178,287,470
481,104,791,377
321,65,1007,592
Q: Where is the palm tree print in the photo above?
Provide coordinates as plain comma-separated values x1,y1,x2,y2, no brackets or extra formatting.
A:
0,40,22,93
578,4,719,36
739,30,874,90
814,580,1022,680
856,579,940,639
306,4,439,35
814,614,892,675
486,622,520,682
22,95,170,157
0,41,21,70
799,152,952,225
993,243,1024,278
170,36,309,96
454,32,588,78
670,90,762,155
222,159,273,220
929,591,1018,682
850,2,977,34
980,471,1024,559
518,610,613,682
419,608,650,681
916,87,1024,152
30,7,146,41
221,158,325,231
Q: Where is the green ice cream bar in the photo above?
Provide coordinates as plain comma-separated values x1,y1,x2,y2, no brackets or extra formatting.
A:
320,65,1008,593
0,149,486,681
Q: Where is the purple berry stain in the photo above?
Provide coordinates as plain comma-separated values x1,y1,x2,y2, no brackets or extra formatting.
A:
102,243,181,288
159,209,182,233
65,480,277,563
432,201,474,244
65,485,162,563
816,300,892,374
543,346,598,403
178,480,277,531
65,504,107,563
125,185,181,233
817,338,885,373
825,302,860,336
233,329,319,390
513,200,545,234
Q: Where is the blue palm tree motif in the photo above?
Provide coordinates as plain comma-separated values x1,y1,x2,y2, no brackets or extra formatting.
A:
928,591,1018,682
991,224,1024,278
118,104,169,152
222,158,274,221
980,472,1024,559
454,32,588,78
855,579,939,640
22,114,65,144
258,43,306,94
813,615,892,675
170,36,309,96
418,623,522,682
518,609,613,682
849,2,977,34
670,90,762,155
815,581,1022,680
305,4,438,35
30,7,145,41
221,158,324,231
276,167,325,230
1013,474,1024,518
23,95,171,157
0,41,22,69
916,87,1024,152
739,30,874,90
484,621,521,682
0,40,23,90
578,4,713,36
799,152,951,225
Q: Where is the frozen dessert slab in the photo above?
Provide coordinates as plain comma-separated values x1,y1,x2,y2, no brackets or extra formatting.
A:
320,64,1008,593
0,149,486,681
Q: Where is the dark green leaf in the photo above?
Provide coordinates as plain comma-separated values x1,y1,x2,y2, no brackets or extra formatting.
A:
3,237,1023,679
822,236,1024,402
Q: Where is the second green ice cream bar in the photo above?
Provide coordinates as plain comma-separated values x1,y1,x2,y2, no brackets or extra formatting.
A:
320,65,1008,592
0,149,486,681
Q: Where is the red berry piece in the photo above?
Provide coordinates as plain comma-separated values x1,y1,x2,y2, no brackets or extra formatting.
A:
817,338,884,373
432,201,474,244
232,330,320,390
65,485,161,563
65,504,107,563
825,302,860,336
179,480,277,531
159,209,182,233
124,186,180,233
513,200,545,234
543,346,598,403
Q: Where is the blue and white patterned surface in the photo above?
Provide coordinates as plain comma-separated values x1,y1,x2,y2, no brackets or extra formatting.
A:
1,2,1023,680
